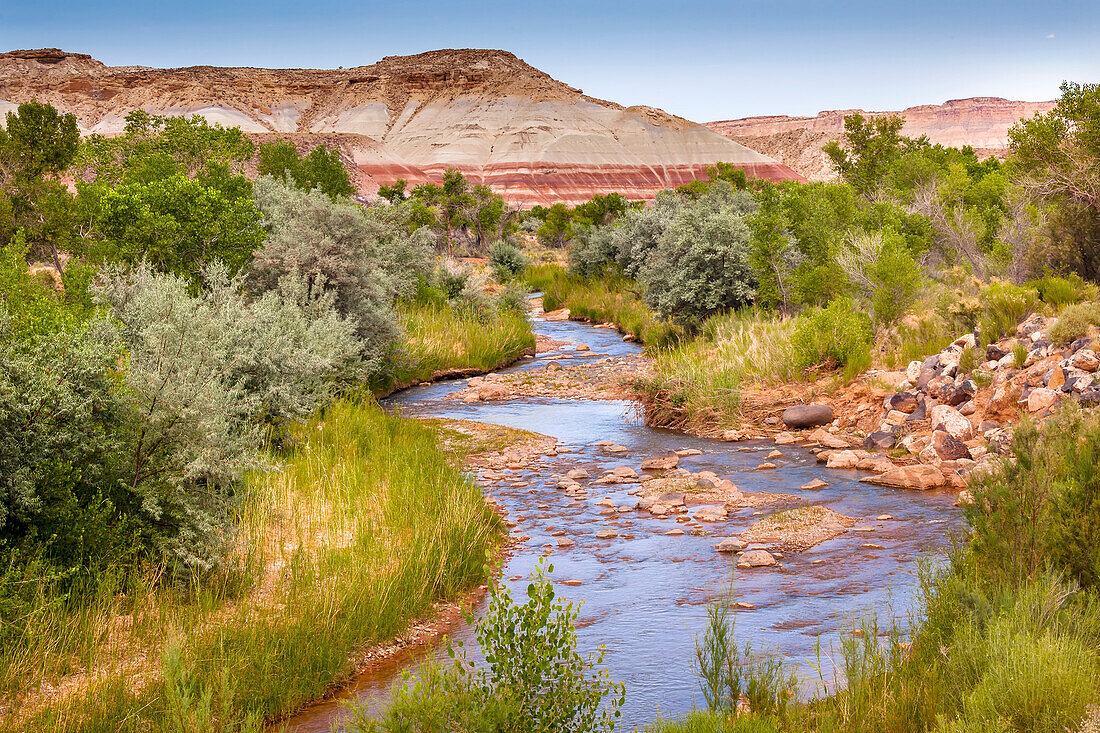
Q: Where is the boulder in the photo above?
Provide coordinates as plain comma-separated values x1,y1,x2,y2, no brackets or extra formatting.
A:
1049,365,1067,391
737,549,777,568
782,404,834,428
904,360,922,382
860,465,947,490
888,392,920,413
715,537,744,553
1078,387,1100,405
1072,349,1100,372
856,455,896,472
641,454,679,472
944,380,977,407
986,343,1008,361
932,430,970,461
864,429,897,450
826,450,861,469
1027,387,1060,413
884,409,908,427
566,468,590,480
930,405,974,441
1069,337,1095,354
610,466,638,478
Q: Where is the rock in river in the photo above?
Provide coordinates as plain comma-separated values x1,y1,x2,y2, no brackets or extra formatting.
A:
641,454,679,471
737,549,777,568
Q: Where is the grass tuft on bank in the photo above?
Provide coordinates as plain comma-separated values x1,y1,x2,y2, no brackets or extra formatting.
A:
1,399,503,732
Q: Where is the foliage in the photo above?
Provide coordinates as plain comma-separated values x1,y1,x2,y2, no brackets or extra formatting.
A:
976,280,1039,341
379,298,534,392
488,239,528,281
790,297,873,374
4,399,502,729
823,114,910,198
352,559,624,732
1027,273,1099,307
85,172,264,284
251,177,432,364
835,229,922,326
79,111,254,185
1049,301,1100,345
640,186,757,326
257,140,354,200
1,100,80,179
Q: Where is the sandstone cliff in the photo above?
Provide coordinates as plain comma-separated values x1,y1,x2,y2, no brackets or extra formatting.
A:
707,97,1056,181
0,48,802,204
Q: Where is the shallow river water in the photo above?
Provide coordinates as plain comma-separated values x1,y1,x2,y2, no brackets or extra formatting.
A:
284,312,963,731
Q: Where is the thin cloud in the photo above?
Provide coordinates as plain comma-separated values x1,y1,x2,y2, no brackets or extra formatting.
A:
1046,33,1055,38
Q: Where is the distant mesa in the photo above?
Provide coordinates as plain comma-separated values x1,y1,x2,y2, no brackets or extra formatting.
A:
0,47,802,205
707,97,1057,181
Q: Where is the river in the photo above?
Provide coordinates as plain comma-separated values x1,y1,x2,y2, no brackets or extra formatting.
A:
283,309,963,731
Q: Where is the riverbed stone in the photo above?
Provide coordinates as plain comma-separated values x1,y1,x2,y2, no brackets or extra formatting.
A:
641,454,679,471
860,465,947,490
676,448,703,457
658,492,686,507
610,466,638,478
715,537,743,553
478,383,510,401
808,429,850,449
694,505,729,522
800,478,829,490
756,462,778,470
773,432,798,445
782,404,834,428
566,468,589,480
826,450,861,469
737,550,777,568
595,529,618,539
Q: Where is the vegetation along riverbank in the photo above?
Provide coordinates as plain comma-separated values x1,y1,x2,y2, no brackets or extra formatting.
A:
4,77,1100,731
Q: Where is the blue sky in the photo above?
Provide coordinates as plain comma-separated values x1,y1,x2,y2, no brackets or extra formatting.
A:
3,1,1097,121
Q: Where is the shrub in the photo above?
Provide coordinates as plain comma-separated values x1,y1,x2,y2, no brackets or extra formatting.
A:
977,280,1039,341
835,230,922,326
1028,273,1099,308
1049,301,1100,345
488,240,528,281
641,203,756,326
251,177,432,361
791,297,873,373
352,559,624,732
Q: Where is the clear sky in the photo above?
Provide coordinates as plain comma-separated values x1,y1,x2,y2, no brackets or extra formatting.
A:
2,1,1097,122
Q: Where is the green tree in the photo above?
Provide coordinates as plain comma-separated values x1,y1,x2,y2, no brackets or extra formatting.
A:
377,178,408,203
1,101,79,179
537,202,574,248
86,173,263,284
824,114,912,198
257,141,355,200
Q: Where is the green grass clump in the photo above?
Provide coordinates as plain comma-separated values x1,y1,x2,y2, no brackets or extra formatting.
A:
380,300,535,390
637,311,798,430
1049,301,1100,345
978,280,1040,341
1027,273,1099,308
1,400,502,731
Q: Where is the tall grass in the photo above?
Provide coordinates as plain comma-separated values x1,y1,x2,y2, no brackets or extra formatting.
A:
524,264,682,347
1,400,502,731
381,301,535,391
636,312,798,431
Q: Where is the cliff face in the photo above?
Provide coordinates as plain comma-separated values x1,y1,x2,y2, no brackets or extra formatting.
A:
0,48,802,204
707,97,1056,181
